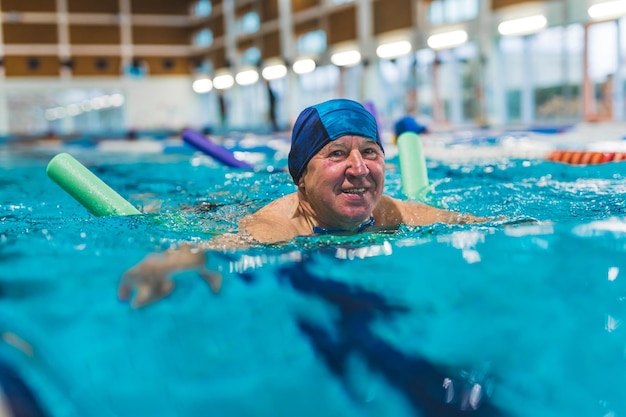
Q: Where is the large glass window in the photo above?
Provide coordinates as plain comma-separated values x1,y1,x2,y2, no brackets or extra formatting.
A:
378,54,416,124
238,12,260,35
7,89,126,136
435,49,461,124
532,26,583,123
192,0,212,17
297,64,340,108
588,20,618,120
427,0,478,25
499,36,524,123
456,42,480,124
241,47,261,66
296,30,327,56
415,48,436,122
620,17,626,119
499,24,584,125
193,28,213,48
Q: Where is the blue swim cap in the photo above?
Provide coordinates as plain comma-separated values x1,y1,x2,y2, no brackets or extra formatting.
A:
288,98,383,183
394,116,427,137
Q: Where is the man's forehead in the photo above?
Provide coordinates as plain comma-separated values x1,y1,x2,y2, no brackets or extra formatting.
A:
324,136,378,146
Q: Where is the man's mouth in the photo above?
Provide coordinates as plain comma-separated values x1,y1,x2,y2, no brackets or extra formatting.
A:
343,188,366,194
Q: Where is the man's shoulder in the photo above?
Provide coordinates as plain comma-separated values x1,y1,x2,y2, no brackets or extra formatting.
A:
373,195,404,225
253,193,298,217
375,195,449,226
239,193,301,243
377,195,488,225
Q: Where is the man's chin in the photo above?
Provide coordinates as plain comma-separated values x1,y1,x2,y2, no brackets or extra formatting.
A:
338,210,373,224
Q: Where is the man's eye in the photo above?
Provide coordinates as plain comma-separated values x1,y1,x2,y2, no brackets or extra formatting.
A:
329,150,344,157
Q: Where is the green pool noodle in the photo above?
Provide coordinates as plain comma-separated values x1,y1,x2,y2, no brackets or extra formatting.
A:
397,132,429,199
46,153,141,216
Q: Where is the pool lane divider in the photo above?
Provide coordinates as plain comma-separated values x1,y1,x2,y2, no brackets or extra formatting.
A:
47,152,141,216
547,149,626,165
397,131,429,200
181,128,255,169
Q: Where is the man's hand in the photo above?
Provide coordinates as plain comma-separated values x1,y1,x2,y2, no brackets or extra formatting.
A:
118,246,222,308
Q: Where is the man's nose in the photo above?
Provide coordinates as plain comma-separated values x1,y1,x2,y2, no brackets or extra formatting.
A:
346,150,368,176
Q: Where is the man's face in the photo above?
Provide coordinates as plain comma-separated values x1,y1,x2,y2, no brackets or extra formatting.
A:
298,135,385,229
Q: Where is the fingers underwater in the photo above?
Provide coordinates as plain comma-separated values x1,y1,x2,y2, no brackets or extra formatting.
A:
199,269,223,293
130,279,174,308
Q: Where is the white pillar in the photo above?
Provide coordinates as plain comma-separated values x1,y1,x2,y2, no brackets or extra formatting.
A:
356,0,374,102
521,35,534,125
119,0,133,72
278,0,295,121
493,39,507,125
0,83,8,136
0,1,7,135
221,0,237,127
614,19,624,120
222,0,237,68
56,0,71,79
475,0,492,126
449,50,462,125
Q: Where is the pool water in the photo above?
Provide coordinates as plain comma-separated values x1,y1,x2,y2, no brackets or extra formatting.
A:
2,140,626,417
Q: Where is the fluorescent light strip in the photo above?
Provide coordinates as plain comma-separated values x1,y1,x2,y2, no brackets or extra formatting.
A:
330,50,361,67
292,58,316,74
262,64,287,80
213,73,234,90
588,0,626,19
427,30,468,50
192,78,213,93
376,40,412,59
235,69,259,86
498,15,547,36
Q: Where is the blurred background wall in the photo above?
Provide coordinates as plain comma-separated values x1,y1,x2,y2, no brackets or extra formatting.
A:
0,0,623,138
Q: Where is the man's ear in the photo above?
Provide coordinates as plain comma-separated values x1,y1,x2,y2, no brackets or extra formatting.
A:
297,171,306,188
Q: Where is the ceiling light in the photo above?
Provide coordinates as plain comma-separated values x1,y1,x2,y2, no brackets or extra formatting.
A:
588,0,626,19
330,49,361,67
427,30,468,50
376,40,412,59
292,58,316,74
262,64,287,80
498,15,547,36
192,78,213,93
213,73,234,90
235,69,259,86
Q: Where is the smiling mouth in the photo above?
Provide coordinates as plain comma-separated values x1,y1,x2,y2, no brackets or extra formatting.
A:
343,188,366,194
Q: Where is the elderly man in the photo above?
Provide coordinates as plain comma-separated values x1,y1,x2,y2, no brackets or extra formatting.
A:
241,98,483,242
119,98,487,307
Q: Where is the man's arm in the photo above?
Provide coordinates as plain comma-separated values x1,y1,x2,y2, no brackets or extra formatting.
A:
378,196,491,226
118,195,302,308
118,243,221,308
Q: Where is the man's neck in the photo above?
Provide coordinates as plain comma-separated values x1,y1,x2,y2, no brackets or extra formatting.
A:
296,192,373,234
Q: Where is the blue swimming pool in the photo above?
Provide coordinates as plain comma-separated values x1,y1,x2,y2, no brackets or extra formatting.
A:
2,138,626,417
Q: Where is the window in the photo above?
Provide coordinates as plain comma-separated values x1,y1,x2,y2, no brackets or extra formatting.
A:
193,28,213,48
242,47,261,66
296,30,327,55
427,0,477,25
238,12,260,35
193,0,212,17
299,65,338,91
